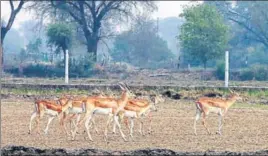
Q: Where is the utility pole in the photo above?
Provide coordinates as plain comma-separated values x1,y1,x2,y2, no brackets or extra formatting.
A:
65,49,69,84
225,51,229,88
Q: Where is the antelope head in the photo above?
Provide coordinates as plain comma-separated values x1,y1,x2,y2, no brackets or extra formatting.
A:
150,94,165,112
229,88,242,101
121,82,135,98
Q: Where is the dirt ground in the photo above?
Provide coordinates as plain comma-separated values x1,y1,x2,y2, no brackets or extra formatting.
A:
2,98,268,152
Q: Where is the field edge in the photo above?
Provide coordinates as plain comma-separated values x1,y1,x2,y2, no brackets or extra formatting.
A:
1,145,268,156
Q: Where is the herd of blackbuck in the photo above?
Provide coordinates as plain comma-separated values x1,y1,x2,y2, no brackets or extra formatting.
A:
28,82,242,142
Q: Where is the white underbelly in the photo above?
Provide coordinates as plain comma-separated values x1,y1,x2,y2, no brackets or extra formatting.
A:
45,109,59,116
93,107,112,115
209,107,221,113
124,111,137,118
68,107,84,114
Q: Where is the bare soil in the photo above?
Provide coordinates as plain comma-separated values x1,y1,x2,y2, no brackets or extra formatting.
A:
2,97,268,153
2,69,268,88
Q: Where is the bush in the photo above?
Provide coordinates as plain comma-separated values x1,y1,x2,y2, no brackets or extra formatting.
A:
251,64,268,81
239,69,255,81
214,61,225,80
239,64,268,81
68,55,95,77
5,54,96,78
5,64,64,77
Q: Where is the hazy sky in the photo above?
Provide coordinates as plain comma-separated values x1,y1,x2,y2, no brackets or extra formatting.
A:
1,1,199,29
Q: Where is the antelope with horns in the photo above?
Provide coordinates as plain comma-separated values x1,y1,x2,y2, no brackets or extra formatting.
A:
194,88,242,136
28,97,73,135
112,94,165,140
60,93,108,136
71,82,133,142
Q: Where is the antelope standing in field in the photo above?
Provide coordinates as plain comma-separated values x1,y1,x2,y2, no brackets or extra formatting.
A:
60,96,87,136
28,95,82,136
56,91,114,137
28,98,73,135
112,94,165,140
65,88,120,136
194,89,242,135
71,82,133,142
29,96,75,135
60,94,107,136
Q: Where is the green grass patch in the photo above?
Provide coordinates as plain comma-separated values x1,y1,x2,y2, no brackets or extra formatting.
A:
245,89,268,98
232,102,268,110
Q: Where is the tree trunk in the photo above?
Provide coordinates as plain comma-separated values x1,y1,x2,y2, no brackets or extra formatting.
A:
63,50,66,66
0,41,2,74
1,28,6,71
18,63,23,77
202,61,207,80
50,53,53,63
86,39,98,62
83,25,99,63
204,62,207,70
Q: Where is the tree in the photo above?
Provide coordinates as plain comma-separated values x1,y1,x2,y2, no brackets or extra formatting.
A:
1,0,26,68
205,1,268,68
210,1,268,50
26,38,42,63
2,28,25,67
111,15,174,69
29,1,157,62
46,23,73,83
18,48,27,76
178,4,229,69
18,19,56,63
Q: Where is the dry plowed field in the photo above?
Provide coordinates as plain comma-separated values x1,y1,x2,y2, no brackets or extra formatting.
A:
2,98,268,152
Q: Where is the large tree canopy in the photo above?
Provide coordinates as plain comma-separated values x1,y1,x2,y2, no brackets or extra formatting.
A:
178,4,229,69
29,1,157,62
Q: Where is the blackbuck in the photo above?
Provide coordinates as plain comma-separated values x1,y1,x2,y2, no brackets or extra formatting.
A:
28,98,73,135
70,82,134,142
194,89,242,135
60,96,87,136
60,94,107,136
112,94,165,140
